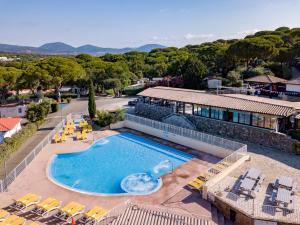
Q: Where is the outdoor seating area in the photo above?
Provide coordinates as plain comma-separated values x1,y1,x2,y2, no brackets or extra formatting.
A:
236,168,265,198
269,176,297,212
53,119,92,143
1,193,108,225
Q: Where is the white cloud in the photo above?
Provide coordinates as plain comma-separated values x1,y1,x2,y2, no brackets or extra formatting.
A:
184,33,215,40
236,28,260,38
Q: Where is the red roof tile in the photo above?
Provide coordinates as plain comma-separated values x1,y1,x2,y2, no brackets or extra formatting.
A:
0,118,21,132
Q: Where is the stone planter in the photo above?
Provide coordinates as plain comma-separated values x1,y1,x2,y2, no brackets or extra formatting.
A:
110,121,125,130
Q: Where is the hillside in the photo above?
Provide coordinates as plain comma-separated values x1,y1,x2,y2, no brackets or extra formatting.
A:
0,42,166,55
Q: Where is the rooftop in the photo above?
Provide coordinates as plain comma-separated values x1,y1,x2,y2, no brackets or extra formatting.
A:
0,117,21,132
245,75,287,84
138,87,297,116
208,143,300,224
284,79,300,85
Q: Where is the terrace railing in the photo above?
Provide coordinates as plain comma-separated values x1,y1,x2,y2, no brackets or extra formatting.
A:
125,113,247,152
0,114,72,192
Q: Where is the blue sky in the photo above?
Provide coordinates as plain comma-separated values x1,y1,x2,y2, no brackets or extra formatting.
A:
1,0,300,48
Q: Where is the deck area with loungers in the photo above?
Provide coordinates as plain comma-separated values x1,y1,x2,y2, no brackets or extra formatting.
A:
207,149,300,224
0,127,220,224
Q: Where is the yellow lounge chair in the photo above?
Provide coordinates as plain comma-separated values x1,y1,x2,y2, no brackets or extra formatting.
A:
68,128,74,135
214,163,227,171
79,206,108,224
54,202,85,222
10,193,41,212
198,172,214,182
0,215,25,225
0,209,9,221
82,131,87,140
188,178,205,190
63,128,69,135
61,133,66,142
54,133,61,143
31,197,62,217
76,131,82,140
29,223,39,225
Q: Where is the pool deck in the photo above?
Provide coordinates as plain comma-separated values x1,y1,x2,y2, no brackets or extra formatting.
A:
0,129,219,224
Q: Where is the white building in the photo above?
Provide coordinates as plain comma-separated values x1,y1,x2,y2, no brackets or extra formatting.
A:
0,104,27,118
0,118,22,143
285,80,300,93
204,77,222,89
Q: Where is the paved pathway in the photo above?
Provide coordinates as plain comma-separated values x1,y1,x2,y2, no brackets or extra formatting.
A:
0,96,131,179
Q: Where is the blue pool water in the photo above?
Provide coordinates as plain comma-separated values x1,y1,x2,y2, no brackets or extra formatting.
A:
49,132,192,195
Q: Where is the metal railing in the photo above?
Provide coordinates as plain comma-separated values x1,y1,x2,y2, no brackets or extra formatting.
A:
125,113,247,152
0,114,71,192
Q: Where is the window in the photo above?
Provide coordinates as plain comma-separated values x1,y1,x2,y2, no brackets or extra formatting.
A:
201,107,210,117
211,108,224,120
252,113,277,129
18,108,22,114
193,105,210,117
239,112,251,125
233,111,239,123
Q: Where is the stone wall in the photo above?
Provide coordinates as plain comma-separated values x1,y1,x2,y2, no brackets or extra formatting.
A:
186,114,300,153
135,103,173,121
134,103,300,153
162,114,196,130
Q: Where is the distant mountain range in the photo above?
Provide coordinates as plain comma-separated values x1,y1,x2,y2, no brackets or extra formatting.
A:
0,42,166,55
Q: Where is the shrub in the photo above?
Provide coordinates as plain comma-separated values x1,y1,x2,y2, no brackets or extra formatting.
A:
25,101,51,122
51,102,59,113
46,92,78,100
111,109,125,123
288,130,300,141
66,97,72,103
96,110,114,127
0,121,42,166
95,109,125,127
123,87,144,96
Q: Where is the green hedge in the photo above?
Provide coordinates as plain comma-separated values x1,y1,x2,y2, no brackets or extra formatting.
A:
288,130,300,141
0,120,43,166
122,87,144,96
46,92,78,100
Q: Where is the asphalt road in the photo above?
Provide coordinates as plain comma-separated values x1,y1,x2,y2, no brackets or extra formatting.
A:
0,96,134,179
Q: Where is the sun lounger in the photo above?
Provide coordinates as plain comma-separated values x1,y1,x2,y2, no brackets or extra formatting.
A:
198,173,213,182
79,206,108,224
54,133,61,143
76,131,82,140
31,197,62,217
29,223,39,225
0,215,25,225
219,161,232,167
188,178,205,190
61,133,66,142
0,209,9,221
82,131,87,140
214,163,227,170
54,202,85,222
10,193,41,212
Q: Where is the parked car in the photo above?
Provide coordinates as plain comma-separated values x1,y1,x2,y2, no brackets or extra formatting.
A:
128,99,138,106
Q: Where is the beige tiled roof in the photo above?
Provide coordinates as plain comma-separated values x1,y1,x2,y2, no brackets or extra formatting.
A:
138,87,297,116
222,94,300,110
245,75,287,84
284,79,300,85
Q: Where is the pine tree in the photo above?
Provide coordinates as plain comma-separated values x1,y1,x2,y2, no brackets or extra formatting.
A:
88,79,96,119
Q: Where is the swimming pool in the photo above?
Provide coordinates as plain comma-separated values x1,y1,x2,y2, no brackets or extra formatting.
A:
49,132,192,195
